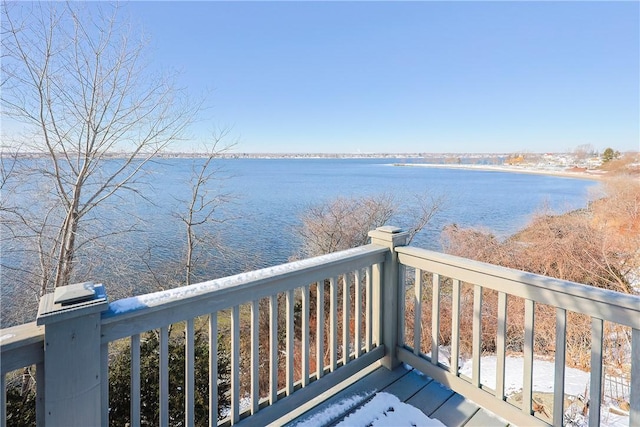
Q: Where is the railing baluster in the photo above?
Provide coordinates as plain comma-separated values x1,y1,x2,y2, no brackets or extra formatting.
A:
354,270,362,358
553,308,567,426
398,265,406,346
250,300,259,414
523,299,534,415
301,285,310,386
36,361,44,426
269,294,278,404
330,276,338,372
414,268,422,355
1,373,6,427
372,263,383,347
160,326,169,427
186,319,195,427
342,273,350,365
365,266,372,352
451,279,461,375
496,292,507,399
101,343,109,426
231,307,240,424
316,282,325,379
472,284,482,387
431,273,440,365
209,314,218,427
589,317,604,426
631,328,639,426
131,334,141,427
286,289,294,396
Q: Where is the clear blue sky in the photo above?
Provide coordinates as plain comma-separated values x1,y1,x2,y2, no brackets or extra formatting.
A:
129,1,639,153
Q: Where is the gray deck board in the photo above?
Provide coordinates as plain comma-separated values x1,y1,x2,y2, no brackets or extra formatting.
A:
464,407,510,427
430,393,480,427
380,368,434,401
406,378,455,416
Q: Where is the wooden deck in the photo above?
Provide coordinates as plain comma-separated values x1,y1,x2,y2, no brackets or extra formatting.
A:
285,365,509,427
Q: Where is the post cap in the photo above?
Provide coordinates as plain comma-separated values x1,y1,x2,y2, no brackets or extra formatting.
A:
375,226,403,234
37,282,108,325
368,225,409,247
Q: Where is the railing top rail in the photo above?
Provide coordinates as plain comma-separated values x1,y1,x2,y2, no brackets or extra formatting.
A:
0,321,44,373
101,244,387,342
0,321,43,349
397,246,640,325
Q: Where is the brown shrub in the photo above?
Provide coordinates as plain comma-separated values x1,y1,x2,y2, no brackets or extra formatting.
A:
436,175,639,368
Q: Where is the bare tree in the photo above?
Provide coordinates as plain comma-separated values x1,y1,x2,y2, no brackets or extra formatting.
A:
1,2,200,295
573,144,595,164
177,130,236,286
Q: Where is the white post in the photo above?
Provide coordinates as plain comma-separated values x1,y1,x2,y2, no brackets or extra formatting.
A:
368,226,409,370
36,282,108,426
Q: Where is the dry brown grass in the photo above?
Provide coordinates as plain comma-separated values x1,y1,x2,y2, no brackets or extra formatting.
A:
435,175,639,370
401,271,632,372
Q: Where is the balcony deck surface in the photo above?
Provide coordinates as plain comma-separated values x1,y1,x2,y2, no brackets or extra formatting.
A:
286,365,508,427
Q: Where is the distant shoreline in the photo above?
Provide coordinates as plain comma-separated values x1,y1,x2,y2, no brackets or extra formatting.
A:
392,163,607,181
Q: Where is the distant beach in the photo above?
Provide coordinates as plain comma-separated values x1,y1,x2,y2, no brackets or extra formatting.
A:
392,163,607,181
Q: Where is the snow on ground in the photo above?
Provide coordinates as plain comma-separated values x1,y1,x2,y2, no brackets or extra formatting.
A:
458,355,591,397
335,393,445,427
219,396,252,419
457,356,630,427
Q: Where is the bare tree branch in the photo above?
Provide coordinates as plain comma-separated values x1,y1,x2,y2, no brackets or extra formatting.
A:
175,129,237,285
1,2,202,293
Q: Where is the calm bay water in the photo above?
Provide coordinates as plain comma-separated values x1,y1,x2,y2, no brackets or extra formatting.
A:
133,158,596,272
1,157,598,321
4,158,599,276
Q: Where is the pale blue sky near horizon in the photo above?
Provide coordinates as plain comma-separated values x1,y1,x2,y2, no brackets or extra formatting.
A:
8,1,640,154
123,1,639,154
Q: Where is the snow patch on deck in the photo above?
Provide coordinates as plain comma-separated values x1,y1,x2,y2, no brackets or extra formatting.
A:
335,392,445,427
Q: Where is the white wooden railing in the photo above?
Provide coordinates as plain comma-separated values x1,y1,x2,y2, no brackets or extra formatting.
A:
395,245,640,427
99,243,387,427
1,227,397,427
1,226,638,426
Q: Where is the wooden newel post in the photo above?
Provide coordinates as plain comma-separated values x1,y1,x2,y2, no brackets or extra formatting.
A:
368,226,409,370
36,282,108,426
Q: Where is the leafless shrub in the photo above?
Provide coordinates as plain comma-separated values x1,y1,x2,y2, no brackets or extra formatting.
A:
294,192,444,259
439,175,639,368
